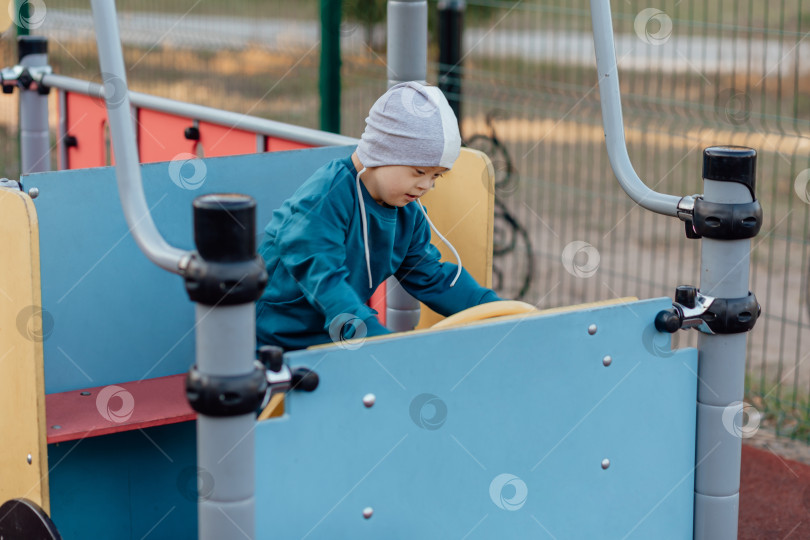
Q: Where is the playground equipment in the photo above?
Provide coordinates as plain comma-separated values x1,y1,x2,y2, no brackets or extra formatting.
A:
0,1,760,539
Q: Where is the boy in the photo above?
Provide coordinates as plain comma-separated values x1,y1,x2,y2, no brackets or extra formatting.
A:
256,81,500,350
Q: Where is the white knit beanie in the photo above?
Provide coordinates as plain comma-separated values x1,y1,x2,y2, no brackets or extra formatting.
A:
356,82,462,170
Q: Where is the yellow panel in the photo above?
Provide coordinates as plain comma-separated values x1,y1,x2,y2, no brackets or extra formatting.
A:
431,300,537,329
257,392,286,421
429,297,640,330
416,148,495,329
0,189,49,512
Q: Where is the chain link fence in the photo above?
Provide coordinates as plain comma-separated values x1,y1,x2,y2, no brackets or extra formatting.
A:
3,0,808,442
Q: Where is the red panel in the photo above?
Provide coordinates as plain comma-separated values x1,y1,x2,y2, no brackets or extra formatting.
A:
137,109,196,163
45,374,195,444
368,280,387,327
266,136,312,152
198,121,257,158
64,93,110,169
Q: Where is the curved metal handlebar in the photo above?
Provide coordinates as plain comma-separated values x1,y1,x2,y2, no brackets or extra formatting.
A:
589,0,683,218
90,0,187,273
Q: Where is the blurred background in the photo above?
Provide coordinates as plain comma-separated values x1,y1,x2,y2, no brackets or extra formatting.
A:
2,0,808,444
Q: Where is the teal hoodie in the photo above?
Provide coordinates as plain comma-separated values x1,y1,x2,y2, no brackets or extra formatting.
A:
256,155,500,350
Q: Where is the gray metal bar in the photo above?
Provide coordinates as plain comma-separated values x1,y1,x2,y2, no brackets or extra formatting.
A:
387,0,428,86
195,303,256,540
693,178,753,540
589,0,681,217
41,73,358,148
19,38,50,175
384,0,428,331
90,0,188,274
57,89,67,169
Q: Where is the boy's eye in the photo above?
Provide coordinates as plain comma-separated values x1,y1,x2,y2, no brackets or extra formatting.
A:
415,169,425,175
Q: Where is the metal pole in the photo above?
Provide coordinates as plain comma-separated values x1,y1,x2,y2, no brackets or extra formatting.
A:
589,0,682,217
39,74,358,148
438,0,464,125
18,36,49,175
693,147,757,540
387,0,428,87
384,0,428,331
186,196,268,540
319,0,341,133
90,0,188,273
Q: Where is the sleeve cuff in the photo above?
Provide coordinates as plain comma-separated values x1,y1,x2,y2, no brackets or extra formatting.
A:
363,314,392,337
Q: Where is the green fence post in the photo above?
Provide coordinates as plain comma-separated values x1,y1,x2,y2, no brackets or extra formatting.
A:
320,0,341,134
14,0,29,37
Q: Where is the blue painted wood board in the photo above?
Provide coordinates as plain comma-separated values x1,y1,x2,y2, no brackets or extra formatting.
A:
47,422,197,539
255,298,697,539
24,146,354,393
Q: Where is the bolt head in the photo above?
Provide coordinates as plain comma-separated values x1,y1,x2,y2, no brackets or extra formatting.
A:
362,507,373,519
601,458,610,470
588,324,598,335
362,393,376,408
602,355,612,367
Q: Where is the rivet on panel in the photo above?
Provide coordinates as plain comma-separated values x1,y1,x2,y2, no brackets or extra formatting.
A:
362,394,376,408
601,458,610,470
363,507,373,519
588,324,597,335
26,454,32,465
602,355,612,367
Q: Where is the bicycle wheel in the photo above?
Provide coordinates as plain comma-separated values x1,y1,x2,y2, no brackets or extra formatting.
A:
464,134,518,196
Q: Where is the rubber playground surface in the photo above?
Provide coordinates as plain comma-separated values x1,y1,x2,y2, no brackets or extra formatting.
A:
740,444,810,539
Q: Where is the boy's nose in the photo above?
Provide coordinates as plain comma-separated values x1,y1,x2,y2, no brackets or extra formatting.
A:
416,179,435,192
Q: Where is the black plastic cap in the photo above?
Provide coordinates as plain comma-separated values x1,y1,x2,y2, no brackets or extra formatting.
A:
654,310,681,333
291,367,320,392
259,345,284,373
675,285,697,309
193,193,256,263
18,36,47,61
703,146,757,198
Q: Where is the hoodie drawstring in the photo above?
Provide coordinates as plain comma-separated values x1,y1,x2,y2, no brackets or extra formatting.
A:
355,169,464,289
417,200,462,287
355,167,374,289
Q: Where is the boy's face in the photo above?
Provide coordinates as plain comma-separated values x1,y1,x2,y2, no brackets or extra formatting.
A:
365,165,447,207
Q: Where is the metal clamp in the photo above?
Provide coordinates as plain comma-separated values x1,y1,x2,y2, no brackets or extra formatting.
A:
676,194,698,222
257,345,320,410
183,253,268,306
186,362,268,417
676,194,762,241
1,64,52,94
655,285,760,335
691,197,762,240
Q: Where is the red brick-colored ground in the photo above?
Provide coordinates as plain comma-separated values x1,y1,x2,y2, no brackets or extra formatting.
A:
740,445,810,539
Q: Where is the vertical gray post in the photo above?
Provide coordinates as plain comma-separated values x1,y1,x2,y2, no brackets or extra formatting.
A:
693,147,758,540
384,0,428,330
18,36,50,175
387,0,428,87
186,196,268,540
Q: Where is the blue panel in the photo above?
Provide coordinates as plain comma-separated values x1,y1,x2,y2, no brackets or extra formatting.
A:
24,146,354,392
255,298,697,539
48,422,197,539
